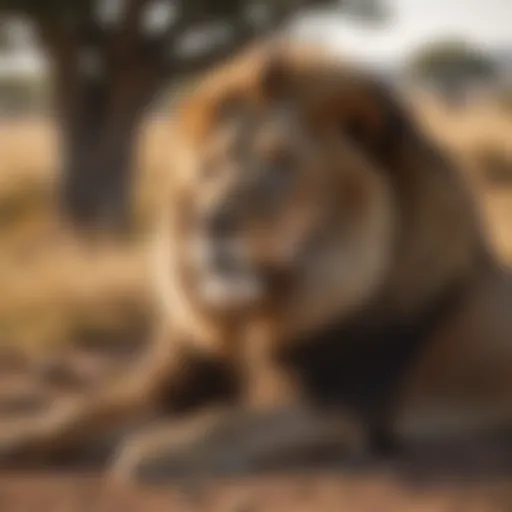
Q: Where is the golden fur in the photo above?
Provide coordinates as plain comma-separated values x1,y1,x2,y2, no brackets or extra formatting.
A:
1,41,512,482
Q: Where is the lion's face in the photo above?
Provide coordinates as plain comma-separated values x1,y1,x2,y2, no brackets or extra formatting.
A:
180,107,338,311
168,47,398,317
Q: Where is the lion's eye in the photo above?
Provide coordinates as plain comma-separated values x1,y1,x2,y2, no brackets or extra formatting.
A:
260,157,294,200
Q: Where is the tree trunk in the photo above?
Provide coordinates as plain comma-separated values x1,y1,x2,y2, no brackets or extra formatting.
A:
59,82,137,231
43,20,162,232
58,66,161,231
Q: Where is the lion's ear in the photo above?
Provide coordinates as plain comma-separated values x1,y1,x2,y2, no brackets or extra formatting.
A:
259,50,291,99
347,80,413,166
314,75,416,169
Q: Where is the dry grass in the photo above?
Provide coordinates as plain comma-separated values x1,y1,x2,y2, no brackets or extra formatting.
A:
0,95,511,352
0,118,167,351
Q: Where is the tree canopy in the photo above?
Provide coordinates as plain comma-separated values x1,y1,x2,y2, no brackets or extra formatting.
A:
406,39,496,83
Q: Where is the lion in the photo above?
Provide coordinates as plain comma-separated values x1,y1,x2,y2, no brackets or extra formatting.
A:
1,41,512,483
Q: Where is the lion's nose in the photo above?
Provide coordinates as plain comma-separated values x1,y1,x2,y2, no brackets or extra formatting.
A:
206,208,238,238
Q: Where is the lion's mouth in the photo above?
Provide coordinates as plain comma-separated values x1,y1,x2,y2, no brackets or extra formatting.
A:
192,237,265,310
199,270,264,310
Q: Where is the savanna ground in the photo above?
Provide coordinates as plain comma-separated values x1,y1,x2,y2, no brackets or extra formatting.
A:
0,92,511,510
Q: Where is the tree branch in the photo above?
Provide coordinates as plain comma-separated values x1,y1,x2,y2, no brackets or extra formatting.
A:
111,0,152,62
120,0,152,35
166,0,339,77
33,17,82,117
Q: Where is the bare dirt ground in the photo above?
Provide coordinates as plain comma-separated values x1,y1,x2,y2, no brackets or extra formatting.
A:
0,472,511,512
0,338,512,511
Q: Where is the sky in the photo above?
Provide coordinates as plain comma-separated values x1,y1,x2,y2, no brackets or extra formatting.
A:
298,0,512,66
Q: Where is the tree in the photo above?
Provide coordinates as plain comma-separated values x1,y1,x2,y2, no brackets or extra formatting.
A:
406,39,496,105
0,0,383,230
341,0,388,24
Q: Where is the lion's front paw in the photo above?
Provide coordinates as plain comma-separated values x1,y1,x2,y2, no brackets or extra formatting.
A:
0,399,86,467
0,421,49,467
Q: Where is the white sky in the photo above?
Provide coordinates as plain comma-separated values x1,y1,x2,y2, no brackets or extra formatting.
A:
299,0,512,66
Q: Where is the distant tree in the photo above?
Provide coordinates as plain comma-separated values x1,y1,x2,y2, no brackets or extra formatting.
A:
406,39,496,105
0,17,20,51
0,25,12,50
341,0,388,24
0,0,385,231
